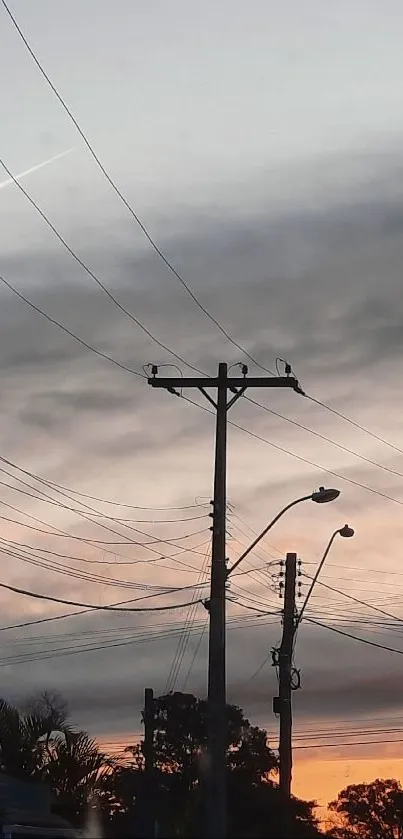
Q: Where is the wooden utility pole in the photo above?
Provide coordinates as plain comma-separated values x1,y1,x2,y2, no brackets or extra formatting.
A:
143,687,155,838
148,363,301,839
278,553,297,836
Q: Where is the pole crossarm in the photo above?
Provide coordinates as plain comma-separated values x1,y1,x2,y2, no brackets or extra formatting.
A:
148,373,302,392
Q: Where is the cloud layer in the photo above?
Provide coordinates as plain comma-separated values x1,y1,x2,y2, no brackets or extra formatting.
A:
1,108,403,758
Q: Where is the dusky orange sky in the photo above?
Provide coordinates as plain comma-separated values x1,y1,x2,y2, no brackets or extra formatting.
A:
294,752,403,812
98,733,403,820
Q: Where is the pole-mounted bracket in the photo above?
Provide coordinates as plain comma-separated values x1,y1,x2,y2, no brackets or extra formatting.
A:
203,599,211,613
291,668,301,691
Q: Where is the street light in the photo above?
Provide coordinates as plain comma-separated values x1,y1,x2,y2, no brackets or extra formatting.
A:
311,487,340,504
297,524,355,625
226,487,340,577
276,525,354,837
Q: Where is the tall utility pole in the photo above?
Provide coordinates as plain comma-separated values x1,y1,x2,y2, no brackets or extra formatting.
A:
143,687,155,838
148,363,302,839
275,553,297,837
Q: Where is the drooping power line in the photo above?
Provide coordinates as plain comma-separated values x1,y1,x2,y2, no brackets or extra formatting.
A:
0,0,275,375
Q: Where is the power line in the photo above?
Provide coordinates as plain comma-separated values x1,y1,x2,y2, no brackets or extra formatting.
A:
5,258,403,521
0,534,209,569
307,395,403,458
37,484,206,511
3,222,400,509
0,540,211,596
0,0,275,376
226,534,276,595
290,726,403,742
4,268,400,523
312,575,403,592
0,478,208,546
246,395,403,483
0,273,143,378
0,543,164,591
13,613,278,647
0,454,206,511
0,156,207,376
229,600,279,616
0,577,206,613
304,560,403,579
0,466,207,523
0,459,210,542
183,394,403,511
6,243,401,547
3,0,401,477
243,652,272,684
285,712,403,732
307,617,403,656
8,617,208,647
293,737,403,750
303,574,403,624
165,543,211,692
0,612,275,668
0,499,208,558
272,358,403,459
229,509,281,559
182,618,208,690
0,603,270,637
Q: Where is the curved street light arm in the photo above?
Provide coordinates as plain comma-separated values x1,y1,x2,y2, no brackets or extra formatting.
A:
296,530,338,626
226,495,313,577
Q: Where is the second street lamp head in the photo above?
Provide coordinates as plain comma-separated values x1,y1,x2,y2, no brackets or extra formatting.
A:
311,486,340,504
339,524,354,538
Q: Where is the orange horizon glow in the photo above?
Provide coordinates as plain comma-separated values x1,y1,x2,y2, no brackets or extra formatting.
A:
98,730,403,821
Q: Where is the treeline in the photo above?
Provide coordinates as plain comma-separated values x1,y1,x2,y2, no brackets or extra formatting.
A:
0,689,401,838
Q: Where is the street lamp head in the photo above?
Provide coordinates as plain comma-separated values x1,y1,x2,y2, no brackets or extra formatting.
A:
338,524,354,538
311,486,340,504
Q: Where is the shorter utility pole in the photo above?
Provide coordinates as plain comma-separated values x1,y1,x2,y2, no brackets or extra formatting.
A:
143,687,155,838
273,553,297,837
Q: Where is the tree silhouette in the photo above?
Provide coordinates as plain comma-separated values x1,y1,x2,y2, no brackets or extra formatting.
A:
42,730,109,825
0,691,68,779
328,778,403,839
0,691,108,829
100,691,322,838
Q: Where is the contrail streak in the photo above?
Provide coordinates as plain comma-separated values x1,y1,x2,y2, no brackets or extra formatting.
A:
0,148,74,191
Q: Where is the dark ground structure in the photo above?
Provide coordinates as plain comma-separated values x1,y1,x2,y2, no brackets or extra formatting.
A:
0,775,78,838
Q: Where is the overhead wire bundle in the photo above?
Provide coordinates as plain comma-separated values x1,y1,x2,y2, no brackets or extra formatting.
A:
3,1,403,729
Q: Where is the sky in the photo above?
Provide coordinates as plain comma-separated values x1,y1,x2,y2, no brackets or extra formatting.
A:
2,0,403,812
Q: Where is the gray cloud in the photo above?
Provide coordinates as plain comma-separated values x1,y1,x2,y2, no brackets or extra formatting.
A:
2,137,403,747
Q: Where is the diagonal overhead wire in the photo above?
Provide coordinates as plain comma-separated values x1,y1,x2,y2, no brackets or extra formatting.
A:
246,395,403,482
182,617,208,691
4,0,403,468
0,467,209,542
0,155,205,376
165,542,211,692
0,273,144,378
181,394,403,510
302,574,403,624
0,454,208,515
307,617,403,656
4,261,403,509
0,577,206,613
0,0,275,375
307,394,403,458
